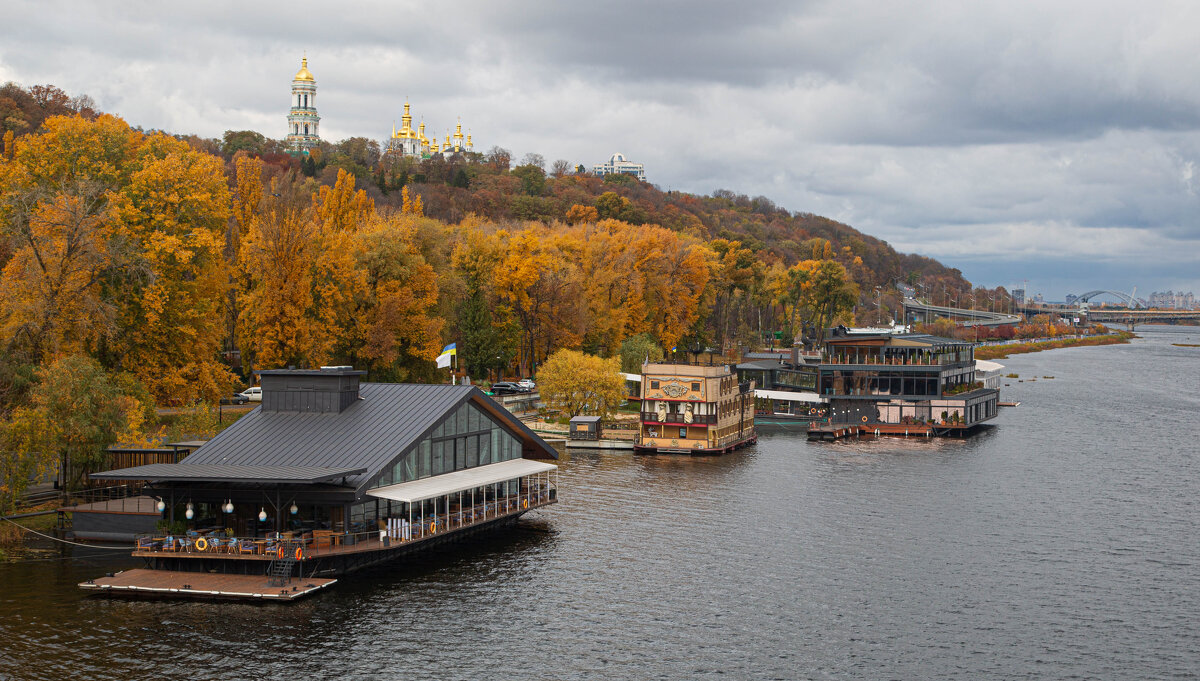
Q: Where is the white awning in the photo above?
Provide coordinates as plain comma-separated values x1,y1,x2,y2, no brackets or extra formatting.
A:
975,359,1005,373
366,458,557,504
621,372,642,382
754,389,823,404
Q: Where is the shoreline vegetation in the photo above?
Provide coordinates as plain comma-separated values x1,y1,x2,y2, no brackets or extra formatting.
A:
975,332,1135,360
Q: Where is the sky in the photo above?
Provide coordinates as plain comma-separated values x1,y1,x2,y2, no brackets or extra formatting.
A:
2,0,1198,302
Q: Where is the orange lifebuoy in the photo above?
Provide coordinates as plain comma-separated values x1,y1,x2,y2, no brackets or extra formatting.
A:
295,547,303,561
429,521,437,534
276,546,285,559
522,498,529,509
195,537,208,552
862,416,868,423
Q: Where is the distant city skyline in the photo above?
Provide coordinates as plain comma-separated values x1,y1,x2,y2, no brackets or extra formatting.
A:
2,1,1197,299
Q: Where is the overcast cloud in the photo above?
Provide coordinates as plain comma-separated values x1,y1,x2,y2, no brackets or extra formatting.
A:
3,0,1197,300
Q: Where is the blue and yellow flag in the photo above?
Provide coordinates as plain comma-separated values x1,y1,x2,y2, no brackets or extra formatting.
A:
436,342,457,368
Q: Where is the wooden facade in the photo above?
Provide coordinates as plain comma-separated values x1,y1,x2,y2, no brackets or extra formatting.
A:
636,363,756,454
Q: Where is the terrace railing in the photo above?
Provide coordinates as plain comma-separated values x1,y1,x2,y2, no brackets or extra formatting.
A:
131,488,556,559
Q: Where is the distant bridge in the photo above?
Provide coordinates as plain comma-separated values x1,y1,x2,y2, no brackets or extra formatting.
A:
1065,308,1200,326
906,297,1200,329
902,299,1024,328
1074,290,1144,309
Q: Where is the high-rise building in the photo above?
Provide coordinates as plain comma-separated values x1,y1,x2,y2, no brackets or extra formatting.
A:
286,57,320,152
592,153,645,181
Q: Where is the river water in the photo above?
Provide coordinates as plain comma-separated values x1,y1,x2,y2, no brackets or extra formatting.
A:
1,326,1197,680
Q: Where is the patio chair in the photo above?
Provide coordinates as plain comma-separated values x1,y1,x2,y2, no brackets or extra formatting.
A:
238,540,258,555
161,536,179,552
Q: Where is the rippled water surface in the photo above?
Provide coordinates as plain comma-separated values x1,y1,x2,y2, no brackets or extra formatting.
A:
2,327,1198,679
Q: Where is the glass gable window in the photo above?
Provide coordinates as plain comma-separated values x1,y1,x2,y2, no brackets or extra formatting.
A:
371,400,529,489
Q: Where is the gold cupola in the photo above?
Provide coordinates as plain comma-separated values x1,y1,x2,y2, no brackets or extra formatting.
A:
398,101,417,139
294,57,315,82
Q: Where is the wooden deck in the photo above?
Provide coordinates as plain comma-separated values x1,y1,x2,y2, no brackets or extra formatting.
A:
808,422,988,440
80,569,336,601
130,496,557,562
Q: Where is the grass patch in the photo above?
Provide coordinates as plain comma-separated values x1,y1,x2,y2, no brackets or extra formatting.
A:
975,332,1134,360
1173,343,1200,348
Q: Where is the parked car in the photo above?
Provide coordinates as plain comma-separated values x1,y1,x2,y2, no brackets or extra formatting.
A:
241,386,262,402
220,392,249,405
490,382,530,396
517,378,536,390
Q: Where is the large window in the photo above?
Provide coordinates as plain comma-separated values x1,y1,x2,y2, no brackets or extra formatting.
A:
374,401,524,490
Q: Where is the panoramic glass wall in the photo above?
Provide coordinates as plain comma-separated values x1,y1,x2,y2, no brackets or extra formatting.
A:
351,401,525,529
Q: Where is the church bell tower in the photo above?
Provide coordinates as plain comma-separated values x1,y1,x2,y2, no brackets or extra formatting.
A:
286,57,320,153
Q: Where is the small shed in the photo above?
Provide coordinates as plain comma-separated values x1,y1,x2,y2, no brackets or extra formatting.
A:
568,415,602,440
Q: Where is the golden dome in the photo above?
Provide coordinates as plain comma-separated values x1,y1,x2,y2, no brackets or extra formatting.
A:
397,101,417,139
294,57,315,82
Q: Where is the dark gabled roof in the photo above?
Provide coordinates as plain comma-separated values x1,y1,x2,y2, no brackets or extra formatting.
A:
89,464,366,484
181,383,556,494
825,332,971,348
736,359,784,371
741,351,790,360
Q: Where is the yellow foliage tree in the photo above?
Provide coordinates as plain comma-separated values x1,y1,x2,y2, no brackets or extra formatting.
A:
565,203,598,225
109,132,236,403
492,227,585,375
348,215,444,380
238,209,315,370
537,349,625,419
401,185,424,216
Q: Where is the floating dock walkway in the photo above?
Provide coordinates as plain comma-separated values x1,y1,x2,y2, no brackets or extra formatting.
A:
80,569,337,602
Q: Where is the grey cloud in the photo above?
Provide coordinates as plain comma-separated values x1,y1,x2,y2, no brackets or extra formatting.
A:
2,0,1198,298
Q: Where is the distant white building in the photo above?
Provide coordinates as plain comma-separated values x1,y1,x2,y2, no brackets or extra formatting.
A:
592,152,645,181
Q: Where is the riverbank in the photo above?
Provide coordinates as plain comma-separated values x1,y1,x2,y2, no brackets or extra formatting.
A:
975,331,1134,360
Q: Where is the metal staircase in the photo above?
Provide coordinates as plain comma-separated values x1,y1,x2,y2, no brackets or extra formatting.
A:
267,554,297,586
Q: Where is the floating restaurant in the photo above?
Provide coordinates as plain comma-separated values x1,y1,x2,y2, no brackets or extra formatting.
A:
808,328,999,438
635,362,756,454
82,367,558,600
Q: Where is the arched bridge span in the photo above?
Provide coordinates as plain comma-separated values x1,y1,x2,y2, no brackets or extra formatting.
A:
1075,290,1143,309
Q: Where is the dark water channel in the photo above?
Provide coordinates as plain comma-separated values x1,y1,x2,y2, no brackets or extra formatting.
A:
1,327,1197,679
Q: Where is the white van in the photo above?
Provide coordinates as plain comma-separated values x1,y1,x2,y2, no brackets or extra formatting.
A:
240,386,262,402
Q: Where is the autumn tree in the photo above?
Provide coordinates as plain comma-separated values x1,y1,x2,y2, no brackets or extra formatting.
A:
25,355,142,492
538,349,625,419
492,227,585,376
550,159,572,178
0,406,51,513
347,215,444,381
565,203,598,225
452,226,515,380
619,333,663,373
401,185,424,216
238,208,316,370
108,132,237,402
512,163,546,196
776,259,859,344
